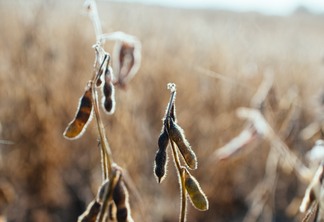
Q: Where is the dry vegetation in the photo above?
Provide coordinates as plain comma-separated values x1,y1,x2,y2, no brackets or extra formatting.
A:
0,0,323,221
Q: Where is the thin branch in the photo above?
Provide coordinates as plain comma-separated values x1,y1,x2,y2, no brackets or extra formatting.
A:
84,0,103,44
169,139,187,222
164,83,187,222
91,83,114,176
236,107,312,183
166,83,177,118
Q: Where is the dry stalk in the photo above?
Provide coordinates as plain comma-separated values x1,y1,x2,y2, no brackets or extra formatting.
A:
210,71,275,162
169,138,187,222
165,84,187,222
210,73,314,221
237,107,312,181
154,83,208,222
300,141,324,222
64,0,141,221
243,146,279,222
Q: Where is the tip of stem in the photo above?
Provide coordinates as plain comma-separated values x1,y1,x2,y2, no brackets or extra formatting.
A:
167,83,176,93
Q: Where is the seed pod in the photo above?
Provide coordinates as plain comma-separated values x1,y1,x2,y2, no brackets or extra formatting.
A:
113,175,133,222
154,126,169,183
102,95,115,114
154,149,167,183
113,39,141,88
78,200,101,222
97,179,109,203
183,169,209,211
168,118,197,170
63,86,93,139
101,66,116,114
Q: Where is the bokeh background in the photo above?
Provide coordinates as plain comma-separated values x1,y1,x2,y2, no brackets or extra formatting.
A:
0,0,323,221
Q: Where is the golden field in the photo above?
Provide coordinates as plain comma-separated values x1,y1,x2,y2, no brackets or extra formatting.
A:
0,1,323,221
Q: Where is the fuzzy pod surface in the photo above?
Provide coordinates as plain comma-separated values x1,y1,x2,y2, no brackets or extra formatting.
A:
184,169,209,211
154,126,169,183
168,117,197,169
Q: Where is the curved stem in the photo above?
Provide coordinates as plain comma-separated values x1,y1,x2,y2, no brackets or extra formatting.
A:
85,0,103,44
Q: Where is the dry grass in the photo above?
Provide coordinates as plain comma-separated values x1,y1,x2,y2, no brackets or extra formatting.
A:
0,0,323,221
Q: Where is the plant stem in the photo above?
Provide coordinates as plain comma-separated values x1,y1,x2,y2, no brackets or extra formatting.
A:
99,141,108,180
169,139,187,222
165,83,187,221
180,168,187,222
90,52,113,180
92,86,113,176
85,0,103,44
166,83,176,117
86,0,114,179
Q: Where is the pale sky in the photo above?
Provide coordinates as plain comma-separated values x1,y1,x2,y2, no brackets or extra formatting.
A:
112,0,324,15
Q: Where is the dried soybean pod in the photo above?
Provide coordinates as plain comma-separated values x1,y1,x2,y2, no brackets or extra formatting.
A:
154,126,169,183
168,117,197,170
101,66,116,114
63,86,93,139
97,179,109,203
78,200,101,222
113,40,140,88
113,175,134,222
183,169,209,211
102,94,115,114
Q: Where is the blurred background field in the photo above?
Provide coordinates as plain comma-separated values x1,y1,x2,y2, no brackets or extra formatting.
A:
0,0,323,221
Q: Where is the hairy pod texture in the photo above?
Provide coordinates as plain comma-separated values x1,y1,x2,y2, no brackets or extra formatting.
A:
113,175,133,222
168,117,197,170
154,126,169,183
183,169,209,211
63,86,93,139
78,200,101,222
